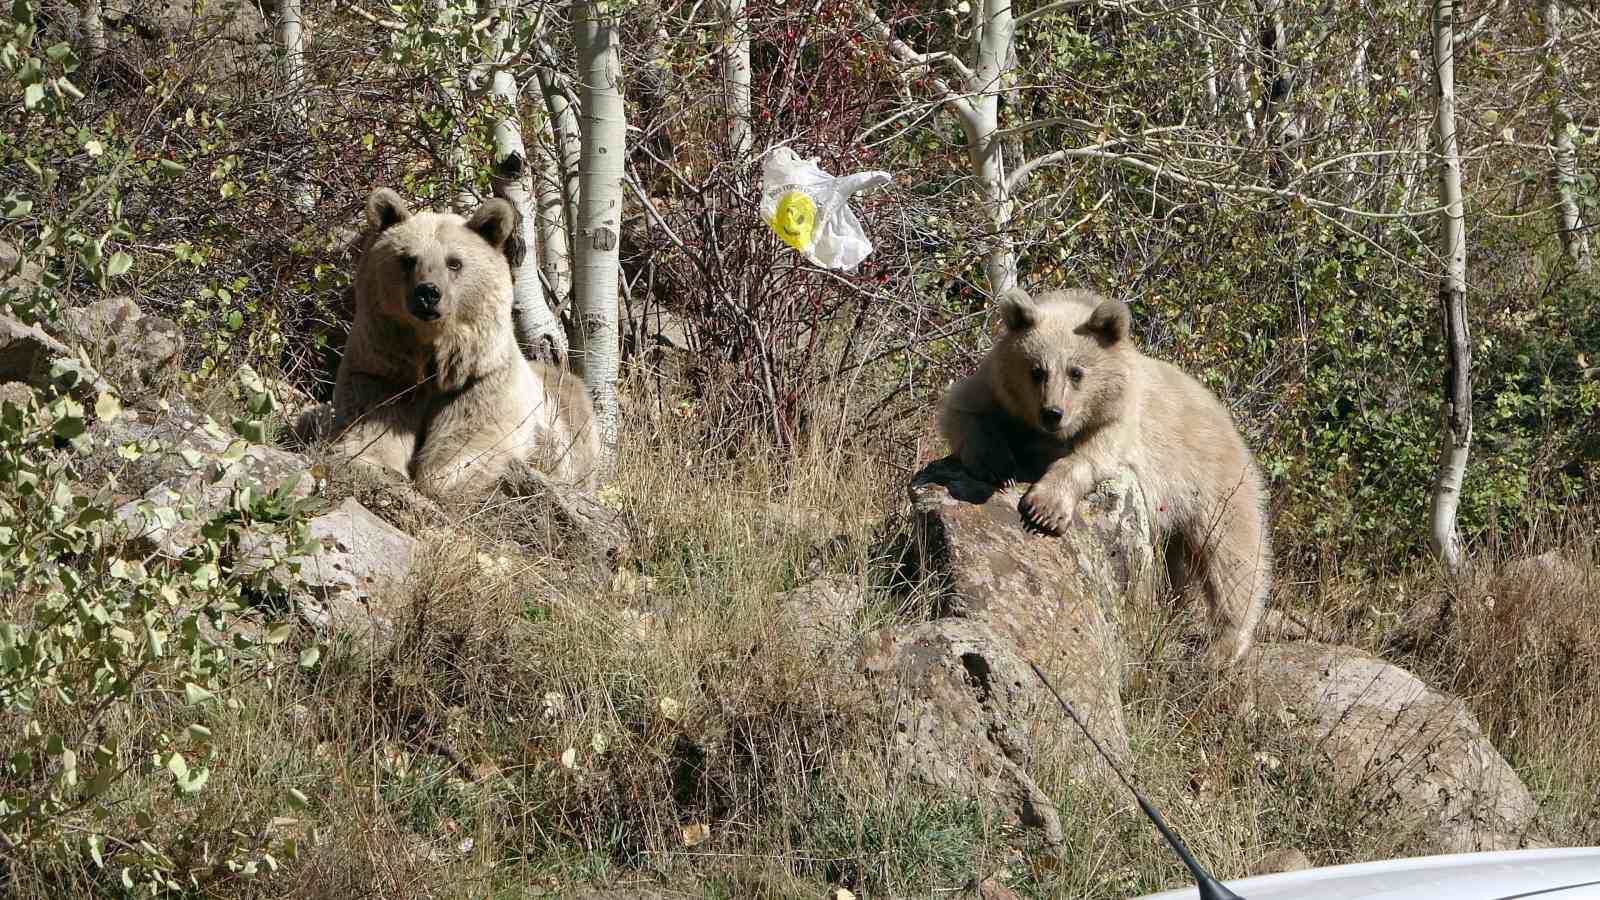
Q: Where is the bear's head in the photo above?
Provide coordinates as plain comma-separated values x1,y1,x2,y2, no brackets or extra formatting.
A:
358,187,520,334
990,286,1132,439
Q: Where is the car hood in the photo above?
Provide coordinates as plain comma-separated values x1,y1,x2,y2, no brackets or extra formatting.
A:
1132,847,1600,900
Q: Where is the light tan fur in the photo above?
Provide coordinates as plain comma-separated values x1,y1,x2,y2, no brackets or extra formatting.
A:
940,287,1271,668
332,187,599,499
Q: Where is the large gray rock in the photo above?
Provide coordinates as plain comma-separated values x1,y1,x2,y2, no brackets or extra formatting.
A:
854,619,1075,850
500,464,628,569
100,399,315,556
841,458,1152,849
1246,642,1539,852
908,457,1145,747
291,498,417,657
0,315,72,385
60,296,183,394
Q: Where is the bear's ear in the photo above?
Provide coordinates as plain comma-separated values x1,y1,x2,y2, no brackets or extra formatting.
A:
466,198,518,252
366,188,411,232
998,288,1039,332
1079,298,1130,346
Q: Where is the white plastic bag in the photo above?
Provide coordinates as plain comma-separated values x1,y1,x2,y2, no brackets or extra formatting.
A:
759,147,891,272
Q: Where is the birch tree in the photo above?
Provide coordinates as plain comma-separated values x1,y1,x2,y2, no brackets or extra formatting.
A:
1541,0,1591,269
533,114,573,314
570,2,625,454
270,0,316,213
722,0,753,156
1428,0,1471,572
537,63,582,313
487,2,567,363
859,0,1018,294
76,0,105,74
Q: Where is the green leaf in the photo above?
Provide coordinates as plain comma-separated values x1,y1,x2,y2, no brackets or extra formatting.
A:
94,391,121,421
284,787,310,810
23,83,43,109
264,623,293,645
106,251,133,278
183,683,214,705
298,644,321,668
165,751,188,781
87,833,105,868
159,159,186,176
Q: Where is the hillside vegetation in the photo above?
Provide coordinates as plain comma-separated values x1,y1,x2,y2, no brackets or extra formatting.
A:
1,0,1597,897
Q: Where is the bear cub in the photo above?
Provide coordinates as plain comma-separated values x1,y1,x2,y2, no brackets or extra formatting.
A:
939,287,1270,668
332,187,599,499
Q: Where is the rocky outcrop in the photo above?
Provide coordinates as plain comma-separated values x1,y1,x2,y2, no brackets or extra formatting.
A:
906,457,1145,750
292,498,418,658
855,619,1075,848
59,296,182,394
1246,642,1539,852
92,399,315,557
845,458,1153,849
0,315,73,385
500,463,629,570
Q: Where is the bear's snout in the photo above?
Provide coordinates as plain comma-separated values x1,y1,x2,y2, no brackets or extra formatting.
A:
410,282,444,321
1040,405,1064,427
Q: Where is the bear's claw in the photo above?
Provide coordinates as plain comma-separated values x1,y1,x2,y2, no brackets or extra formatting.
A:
1019,486,1075,535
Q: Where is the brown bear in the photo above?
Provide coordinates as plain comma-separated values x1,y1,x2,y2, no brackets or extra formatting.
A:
939,287,1271,668
331,187,599,499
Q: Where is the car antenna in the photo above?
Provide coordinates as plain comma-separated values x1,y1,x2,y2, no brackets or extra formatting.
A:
1027,660,1245,900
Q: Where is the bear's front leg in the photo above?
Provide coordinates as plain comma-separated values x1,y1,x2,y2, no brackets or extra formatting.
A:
411,375,531,501
1018,459,1090,535
331,373,423,481
956,426,1021,487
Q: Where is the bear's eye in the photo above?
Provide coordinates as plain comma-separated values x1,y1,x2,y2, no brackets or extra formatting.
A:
446,257,463,273
1030,364,1047,384
398,253,417,271
1067,366,1084,384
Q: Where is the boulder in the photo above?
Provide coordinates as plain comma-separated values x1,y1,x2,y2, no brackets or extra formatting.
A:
60,296,183,394
1486,551,1598,671
842,458,1154,850
1245,642,1539,852
908,457,1145,746
98,399,315,556
774,574,867,658
291,498,418,658
0,314,72,385
500,464,629,569
1250,848,1312,876
854,619,1073,850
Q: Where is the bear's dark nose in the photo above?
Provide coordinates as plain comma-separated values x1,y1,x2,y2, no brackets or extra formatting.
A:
410,282,442,320
1041,405,1064,427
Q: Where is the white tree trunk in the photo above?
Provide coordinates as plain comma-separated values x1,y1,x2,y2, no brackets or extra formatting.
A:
487,4,566,365
571,3,625,456
1232,28,1258,136
272,0,315,213
1185,1,1219,116
1428,0,1471,572
538,64,582,258
77,0,106,73
723,0,753,156
534,114,572,317
1541,0,1592,269
858,0,1015,296
975,0,1016,295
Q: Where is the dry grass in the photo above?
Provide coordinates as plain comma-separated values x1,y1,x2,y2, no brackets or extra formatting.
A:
6,389,1597,899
